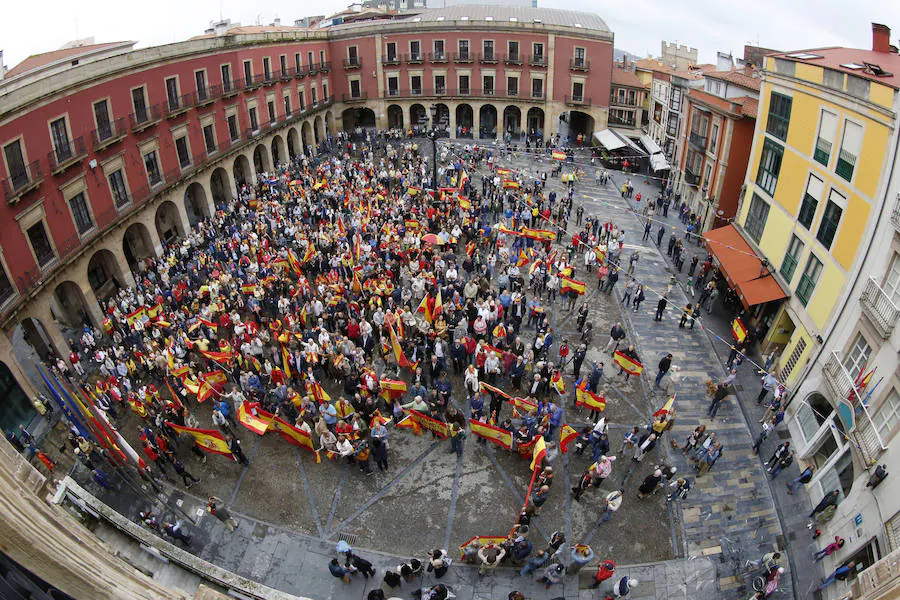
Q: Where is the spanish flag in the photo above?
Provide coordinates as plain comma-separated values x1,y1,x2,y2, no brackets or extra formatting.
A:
282,345,292,379
405,219,420,230
287,249,303,276
433,289,443,319
731,317,748,343
380,378,408,400
559,424,578,453
306,380,331,403
468,419,513,450
503,179,519,189
653,395,676,418
416,294,433,324
238,402,274,435
241,283,257,294
575,386,606,412
269,416,315,451
516,249,530,267
201,350,233,365
166,422,234,459
614,351,643,376
126,306,147,327
302,243,316,263
550,371,566,395
407,186,422,196
201,370,228,389
458,196,471,210
351,271,363,295
146,303,163,320
529,435,547,471
336,216,346,237
497,168,511,176
521,227,557,242
593,246,607,263
465,241,476,257
479,382,511,400
335,397,355,419
510,396,538,414
458,170,469,190
387,321,417,372
560,276,586,295
552,150,567,161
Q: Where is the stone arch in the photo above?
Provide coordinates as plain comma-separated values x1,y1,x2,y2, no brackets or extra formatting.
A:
86,248,125,300
13,318,58,362
558,110,595,142
210,167,232,208
479,104,498,138
233,154,252,189
325,111,335,135
387,104,404,130
410,104,427,130
526,107,545,138
287,127,300,160
253,144,271,174
503,106,522,139
456,104,474,137
314,116,324,144
341,107,377,131
271,134,286,168
52,280,92,330
434,103,450,135
0,360,33,432
123,222,156,273
301,121,313,149
184,182,210,227
155,200,184,246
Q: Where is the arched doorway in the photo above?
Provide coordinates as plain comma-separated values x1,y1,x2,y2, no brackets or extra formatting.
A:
123,222,156,274
287,127,300,160
526,107,545,139
86,249,124,300
0,361,33,432
52,281,92,330
155,200,184,246
301,121,313,149
253,144,270,174
233,154,251,188
479,105,498,138
341,107,376,131
325,111,335,134
410,104,427,131
314,116,324,144
503,106,522,139
456,104,473,137
434,103,450,136
210,167,232,208
271,135,286,168
557,110,595,143
184,182,210,227
387,105,404,130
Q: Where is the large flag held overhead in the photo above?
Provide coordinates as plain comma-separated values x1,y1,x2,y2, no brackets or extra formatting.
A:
468,419,513,450
559,424,578,453
575,385,607,412
731,317,748,343
653,395,676,418
560,276,586,295
613,351,643,376
238,402,274,435
166,422,234,459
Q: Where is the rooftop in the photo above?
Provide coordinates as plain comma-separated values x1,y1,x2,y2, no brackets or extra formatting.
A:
612,66,646,88
704,67,762,92
6,41,134,79
768,46,900,89
635,58,675,75
689,89,757,118
396,4,611,31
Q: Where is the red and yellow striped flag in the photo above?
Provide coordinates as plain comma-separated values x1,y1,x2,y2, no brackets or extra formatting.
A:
614,351,643,376
529,435,547,471
559,424,578,453
468,419,513,450
503,179,520,189
552,150,566,161
560,276,586,295
166,422,234,459
575,386,607,412
731,318,748,343
238,402,274,435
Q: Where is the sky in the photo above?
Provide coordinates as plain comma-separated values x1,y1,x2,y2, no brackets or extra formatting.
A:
2,0,900,69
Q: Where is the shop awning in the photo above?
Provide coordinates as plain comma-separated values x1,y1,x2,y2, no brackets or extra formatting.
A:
593,129,625,151
650,154,670,171
703,224,788,309
639,134,662,155
609,129,649,155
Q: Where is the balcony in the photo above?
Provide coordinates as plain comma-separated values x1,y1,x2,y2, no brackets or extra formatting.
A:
343,57,362,70
429,52,448,63
320,61,331,73
294,67,307,79
892,192,900,232
453,52,472,63
611,97,638,107
195,86,218,107
853,546,900,599
684,167,701,187
479,53,498,64
564,95,591,107
822,352,855,404
48,136,87,175
281,68,294,80
531,91,546,100
505,89,520,99
262,72,277,86
222,79,241,97
129,103,163,132
245,74,265,89
2,159,43,204
405,53,424,64
381,55,401,66
570,59,590,72
504,54,523,66
307,63,320,75
530,55,547,67
91,117,128,151
342,92,368,103
860,276,900,338
165,93,192,118
689,131,708,150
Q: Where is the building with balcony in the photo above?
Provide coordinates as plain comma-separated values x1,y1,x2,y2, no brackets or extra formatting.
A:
608,61,646,132
722,24,900,597
0,6,617,596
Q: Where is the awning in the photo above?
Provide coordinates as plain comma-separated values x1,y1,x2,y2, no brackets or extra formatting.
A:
703,224,788,309
593,129,625,151
609,128,648,155
650,154,670,171
639,134,662,155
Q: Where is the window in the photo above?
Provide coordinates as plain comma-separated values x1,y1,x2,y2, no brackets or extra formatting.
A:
745,193,770,243
307,52,314,69
3,140,28,188
298,90,305,110
347,46,359,65
263,57,272,80
884,255,900,306
709,123,719,153
143,150,162,185
386,42,397,61
50,117,71,161
875,390,900,441
796,254,823,306
284,95,292,115
175,136,191,168
433,40,444,58
780,234,804,282
532,78,544,98
434,75,445,94
574,47,586,67
572,82,584,102
280,55,287,74
459,75,470,95
294,53,301,71
458,40,469,59
131,87,148,122
766,92,792,141
816,191,844,249
319,50,325,65
0,262,13,304
350,79,361,98
195,70,207,100
507,41,519,61
227,115,239,141
249,107,259,130
203,124,216,153
410,41,421,60
411,76,422,95
798,174,824,229
93,100,112,140
533,42,544,58
322,82,328,99
507,76,518,96
483,40,494,60
815,110,837,166
836,121,862,181
267,101,276,124
756,138,783,197
108,169,129,207
387,76,399,96
243,60,253,83
68,192,94,234
311,88,318,105
165,77,180,110
842,333,872,379
483,75,494,95
221,64,232,91
26,222,55,267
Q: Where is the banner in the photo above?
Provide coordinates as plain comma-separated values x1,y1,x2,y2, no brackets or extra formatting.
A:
166,422,234,459
731,317,748,343
408,410,448,440
614,351,643,376
559,424,578,453
468,419,513,450
575,386,607,412
238,402,274,435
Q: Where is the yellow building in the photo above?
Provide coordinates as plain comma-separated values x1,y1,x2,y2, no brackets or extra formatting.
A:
733,26,900,386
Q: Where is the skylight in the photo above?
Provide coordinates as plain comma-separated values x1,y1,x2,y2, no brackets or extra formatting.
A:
787,52,823,60
485,16,493,21
436,16,444,21
509,17,517,22
460,16,469,21
840,63,866,69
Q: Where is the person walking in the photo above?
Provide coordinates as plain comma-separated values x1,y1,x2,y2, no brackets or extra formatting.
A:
752,418,777,454
605,323,626,354
707,383,729,418
537,563,564,588
809,490,841,520
679,304,694,329
588,559,617,589
162,520,192,546
519,550,549,577
787,464,815,494
226,433,249,465
631,285,645,312
346,552,377,579
817,562,855,592
655,353,672,388
813,537,845,562
206,496,239,532
171,457,201,488
756,373,779,405
600,489,623,522
768,450,794,479
637,469,663,498
654,295,667,321
613,576,639,597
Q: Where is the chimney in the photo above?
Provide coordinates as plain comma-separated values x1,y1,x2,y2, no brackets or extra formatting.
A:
873,23,891,53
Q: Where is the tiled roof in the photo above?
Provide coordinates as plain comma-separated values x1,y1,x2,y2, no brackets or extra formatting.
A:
611,67,646,88
704,68,762,92
768,47,900,89
6,41,132,78
635,58,674,74
737,97,759,118
399,5,610,32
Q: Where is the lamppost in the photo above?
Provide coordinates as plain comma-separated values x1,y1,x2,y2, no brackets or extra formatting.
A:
427,104,438,189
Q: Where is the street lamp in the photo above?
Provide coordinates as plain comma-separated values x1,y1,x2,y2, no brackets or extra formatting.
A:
428,104,438,189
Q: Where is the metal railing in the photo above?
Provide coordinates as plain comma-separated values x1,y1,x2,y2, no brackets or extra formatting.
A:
48,136,87,173
689,131,708,150
853,545,900,598
504,53,522,65
564,95,591,106
479,52,498,64
822,352,854,404
611,97,639,107
343,57,362,69
453,52,472,63
129,102,164,131
570,59,590,71
91,117,127,150
428,52,448,63
342,92,368,103
530,55,547,67
1,159,43,204
381,55,401,66
860,276,900,338
405,53,424,64
683,168,701,186
891,193,900,232
381,88,547,100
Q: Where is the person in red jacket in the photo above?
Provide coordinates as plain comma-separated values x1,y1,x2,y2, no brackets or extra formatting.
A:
589,559,616,589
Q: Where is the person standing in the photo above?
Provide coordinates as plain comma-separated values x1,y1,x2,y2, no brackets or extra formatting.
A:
427,549,451,578
588,559,617,589
752,418,777,454
448,422,466,457
206,496,239,532
605,323,626,354
537,563,564,588
655,354,672,388
756,373,779,405
707,383,728,418
787,464,815,494
162,520,192,546
613,576,639,597
814,537,845,562
329,558,353,584
600,489,623,522
637,469,663,498
654,295,667,321
809,490,841,520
